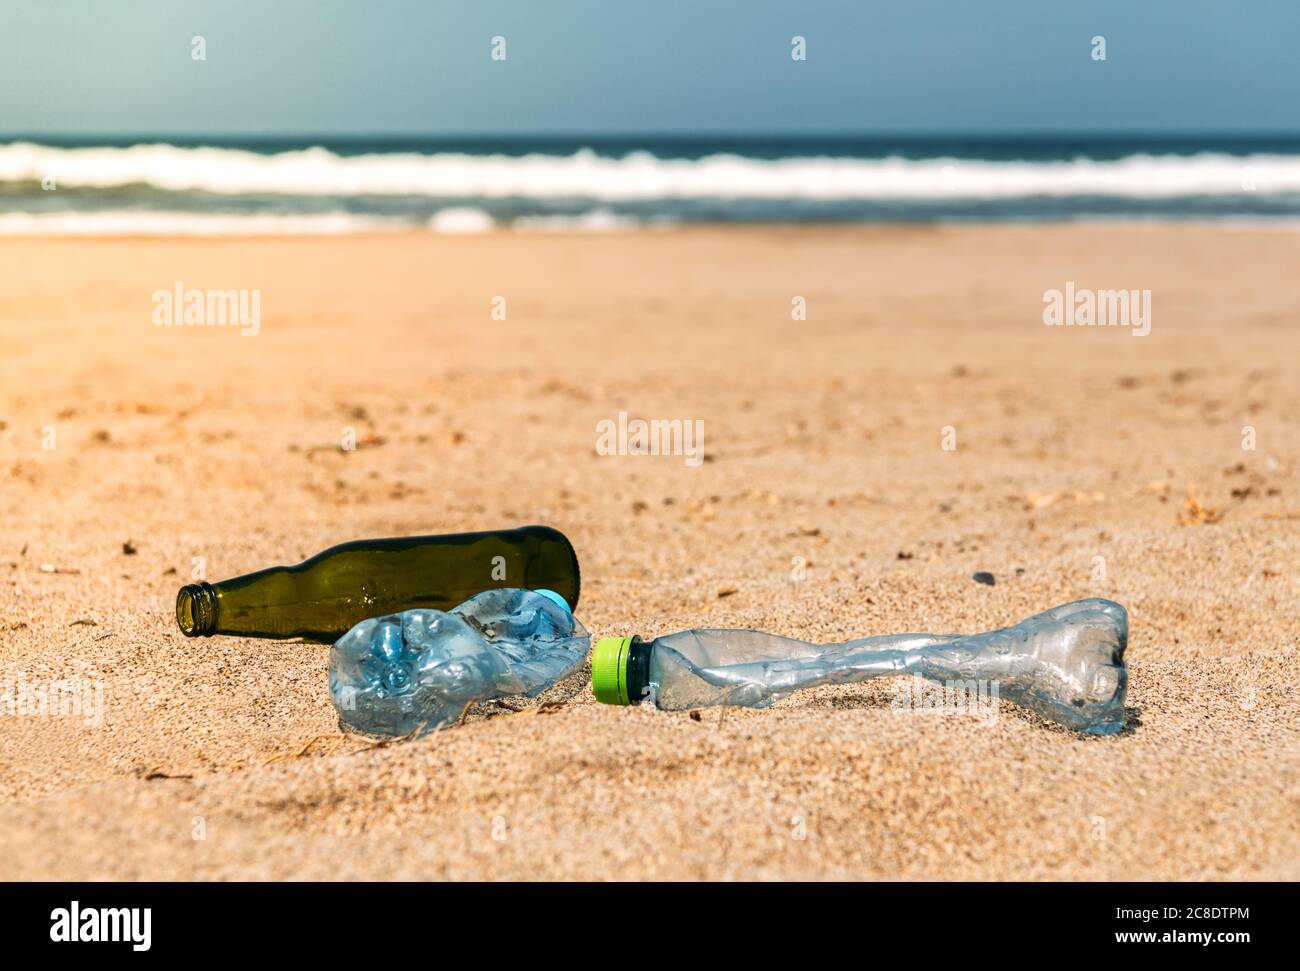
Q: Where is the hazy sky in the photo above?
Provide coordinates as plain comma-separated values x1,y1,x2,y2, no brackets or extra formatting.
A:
2,0,1297,136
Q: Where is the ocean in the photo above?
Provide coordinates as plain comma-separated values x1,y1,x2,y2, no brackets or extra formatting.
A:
3,134,1300,234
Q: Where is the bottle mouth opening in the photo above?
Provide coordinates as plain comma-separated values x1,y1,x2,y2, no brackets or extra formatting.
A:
176,582,218,636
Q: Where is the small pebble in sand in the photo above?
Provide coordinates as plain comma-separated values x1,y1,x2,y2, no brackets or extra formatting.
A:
973,571,996,586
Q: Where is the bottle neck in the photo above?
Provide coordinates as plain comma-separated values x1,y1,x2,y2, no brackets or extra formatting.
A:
625,636,652,704
176,582,219,636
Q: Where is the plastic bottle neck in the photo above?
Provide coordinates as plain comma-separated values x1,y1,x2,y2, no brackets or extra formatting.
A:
625,636,652,704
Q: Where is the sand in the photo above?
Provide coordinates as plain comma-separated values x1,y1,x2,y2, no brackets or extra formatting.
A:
0,225,1296,880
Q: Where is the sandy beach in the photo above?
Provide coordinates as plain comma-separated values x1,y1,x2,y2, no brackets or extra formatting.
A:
0,224,1296,880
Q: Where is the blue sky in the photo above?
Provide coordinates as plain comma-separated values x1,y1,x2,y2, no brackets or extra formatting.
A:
2,0,1297,136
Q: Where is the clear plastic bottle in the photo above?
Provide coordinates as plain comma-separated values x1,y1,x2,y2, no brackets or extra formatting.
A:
330,587,589,737
591,598,1128,735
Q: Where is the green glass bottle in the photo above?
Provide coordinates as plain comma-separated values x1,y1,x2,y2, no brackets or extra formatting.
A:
175,525,580,643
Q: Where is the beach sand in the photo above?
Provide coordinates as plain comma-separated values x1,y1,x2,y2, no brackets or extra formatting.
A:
0,225,1296,880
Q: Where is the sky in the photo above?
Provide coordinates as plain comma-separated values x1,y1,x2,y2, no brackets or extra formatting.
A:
1,0,1297,136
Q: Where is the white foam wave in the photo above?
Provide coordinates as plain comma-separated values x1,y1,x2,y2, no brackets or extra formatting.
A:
0,208,670,236
511,208,641,232
427,207,495,233
0,211,407,236
5,142,1300,200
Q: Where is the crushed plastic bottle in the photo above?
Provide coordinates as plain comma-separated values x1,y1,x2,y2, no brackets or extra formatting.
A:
330,587,589,737
591,598,1128,735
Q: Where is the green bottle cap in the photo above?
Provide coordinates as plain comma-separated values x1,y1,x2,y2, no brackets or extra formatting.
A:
591,636,635,705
